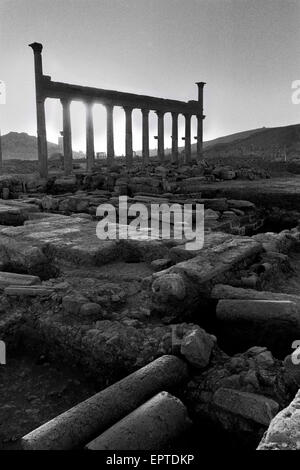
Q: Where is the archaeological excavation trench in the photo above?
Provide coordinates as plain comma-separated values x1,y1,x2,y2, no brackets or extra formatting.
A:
0,171,300,451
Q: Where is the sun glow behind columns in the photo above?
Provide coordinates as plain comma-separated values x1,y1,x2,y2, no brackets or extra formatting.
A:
149,111,157,156
2,1,300,143
191,116,197,151
70,102,86,153
45,98,62,147
44,99,213,155
93,104,106,154
178,114,185,151
164,113,172,155
132,109,142,155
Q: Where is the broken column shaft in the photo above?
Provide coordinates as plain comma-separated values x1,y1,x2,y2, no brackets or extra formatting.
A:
216,299,300,354
86,392,192,450
21,355,189,450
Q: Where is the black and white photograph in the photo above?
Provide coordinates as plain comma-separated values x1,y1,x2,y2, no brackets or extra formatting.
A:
0,0,299,457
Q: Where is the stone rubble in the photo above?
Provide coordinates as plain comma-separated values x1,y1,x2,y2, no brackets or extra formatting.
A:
0,167,298,451
257,389,300,450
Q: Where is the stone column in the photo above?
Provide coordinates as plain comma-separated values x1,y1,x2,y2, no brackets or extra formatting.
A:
86,392,191,450
29,42,48,178
61,99,73,176
195,81,206,160
106,104,114,167
86,101,95,172
141,109,150,165
196,115,203,159
156,110,165,163
171,112,179,164
21,355,189,450
124,106,133,167
184,113,191,163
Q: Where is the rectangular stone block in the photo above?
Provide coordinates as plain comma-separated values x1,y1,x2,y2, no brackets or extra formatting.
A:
213,388,279,426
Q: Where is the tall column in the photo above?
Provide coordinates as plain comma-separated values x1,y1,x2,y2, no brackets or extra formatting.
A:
196,115,203,159
195,81,206,160
142,109,149,164
171,112,179,164
29,42,48,178
86,101,95,172
184,114,191,163
156,110,165,163
106,104,114,167
61,99,73,176
124,106,133,167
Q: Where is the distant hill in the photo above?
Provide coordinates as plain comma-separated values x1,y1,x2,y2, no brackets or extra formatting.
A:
179,124,300,158
202,124,300,161
202,127,269,150
2,125,300,162
136,126,295,157
1,132,83,160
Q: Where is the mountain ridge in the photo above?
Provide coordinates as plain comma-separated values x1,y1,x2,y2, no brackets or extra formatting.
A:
1,124,299,161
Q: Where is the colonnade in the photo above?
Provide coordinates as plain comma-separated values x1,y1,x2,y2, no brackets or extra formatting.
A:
29,42,205,177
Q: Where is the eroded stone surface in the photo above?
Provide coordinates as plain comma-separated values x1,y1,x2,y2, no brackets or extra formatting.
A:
257,389,300,450
186,346,288,445
180,326,216,369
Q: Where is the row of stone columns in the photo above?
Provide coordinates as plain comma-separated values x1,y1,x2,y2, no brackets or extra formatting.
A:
60,103,203,175
29,43,205,178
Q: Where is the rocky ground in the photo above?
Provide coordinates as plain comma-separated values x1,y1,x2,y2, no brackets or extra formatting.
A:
0,352,98,449
0,163,300,450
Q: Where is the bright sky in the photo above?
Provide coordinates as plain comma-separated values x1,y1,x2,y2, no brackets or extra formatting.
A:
0,0,299,154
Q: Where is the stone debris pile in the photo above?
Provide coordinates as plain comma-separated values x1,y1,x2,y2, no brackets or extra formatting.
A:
0,170,298,451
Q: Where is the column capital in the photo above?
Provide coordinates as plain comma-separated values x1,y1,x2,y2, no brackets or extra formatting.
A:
105,102,114,110
86,100,94,109
171,111,179,117
60,97,71,106
155,110,165,117
123,105,133,114
141,108,150,116
195,82,206,104
29,42,43,54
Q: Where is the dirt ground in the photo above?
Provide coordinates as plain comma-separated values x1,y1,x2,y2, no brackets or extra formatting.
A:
0,351,98,449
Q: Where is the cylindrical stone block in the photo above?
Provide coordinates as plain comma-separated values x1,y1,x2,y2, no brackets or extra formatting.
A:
86,391,192,450
216,299,300,325
21,355,189,450
216,299,300,354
